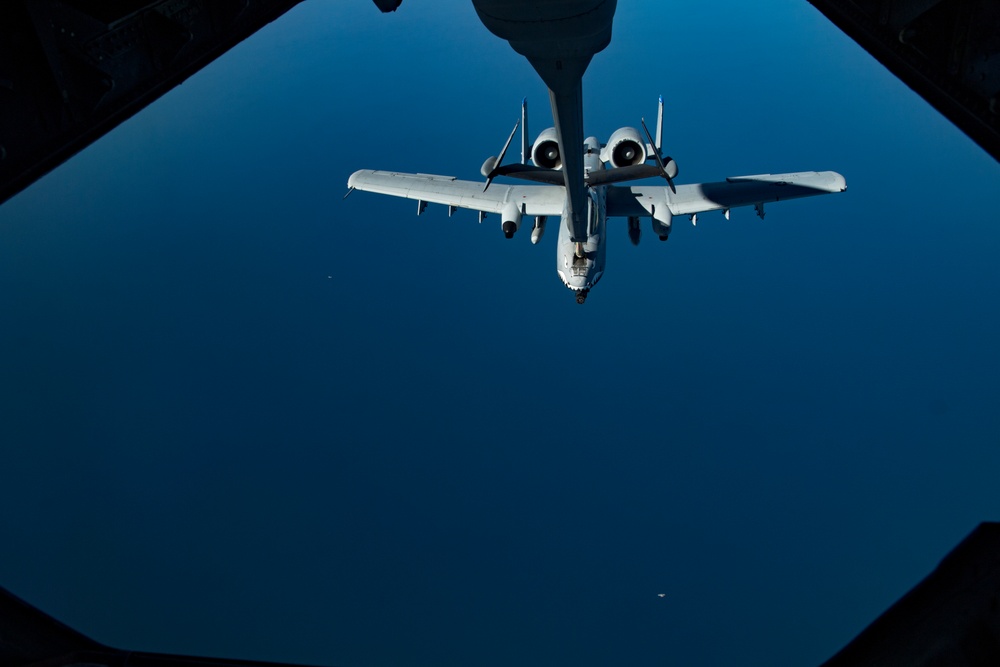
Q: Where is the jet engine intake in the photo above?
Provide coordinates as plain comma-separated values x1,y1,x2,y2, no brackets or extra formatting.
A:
531,128,562,170
603,127,647,168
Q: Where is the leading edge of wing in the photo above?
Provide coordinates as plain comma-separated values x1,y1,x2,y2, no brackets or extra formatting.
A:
607,170,847,218
347,170,565,217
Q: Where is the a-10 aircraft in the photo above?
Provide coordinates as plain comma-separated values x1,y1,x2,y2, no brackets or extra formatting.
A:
346,97,846,303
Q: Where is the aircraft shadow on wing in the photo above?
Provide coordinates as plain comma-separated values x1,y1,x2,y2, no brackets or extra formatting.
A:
347,97,846,304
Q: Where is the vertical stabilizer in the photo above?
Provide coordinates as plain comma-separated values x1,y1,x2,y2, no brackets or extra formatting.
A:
521,98,529,164
655,95,663,152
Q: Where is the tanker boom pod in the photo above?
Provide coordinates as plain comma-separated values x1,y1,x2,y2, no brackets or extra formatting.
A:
531,216,547,244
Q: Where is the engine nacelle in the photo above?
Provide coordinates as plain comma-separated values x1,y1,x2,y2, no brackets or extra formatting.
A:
531,128,562,169
650,205,672,241
501,202,523,239
602,127,647,168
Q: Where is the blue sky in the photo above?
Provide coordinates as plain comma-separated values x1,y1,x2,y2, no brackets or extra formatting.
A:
1,1,999,666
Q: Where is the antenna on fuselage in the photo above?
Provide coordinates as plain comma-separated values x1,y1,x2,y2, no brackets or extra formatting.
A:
521,98,529,165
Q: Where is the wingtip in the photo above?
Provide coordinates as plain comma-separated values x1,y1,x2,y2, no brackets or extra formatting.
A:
831,171,848,192
347,169,368,189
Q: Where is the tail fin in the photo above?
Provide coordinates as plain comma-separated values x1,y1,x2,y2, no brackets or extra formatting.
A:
654,95,663,153
520,98,529,165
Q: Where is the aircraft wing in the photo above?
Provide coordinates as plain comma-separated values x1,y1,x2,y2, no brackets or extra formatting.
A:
347,170,565,217
606,170,846,218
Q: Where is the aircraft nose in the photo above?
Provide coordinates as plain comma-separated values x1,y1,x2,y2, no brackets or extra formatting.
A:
558,268,587,292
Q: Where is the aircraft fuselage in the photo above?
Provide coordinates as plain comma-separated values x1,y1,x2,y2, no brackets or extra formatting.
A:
556,136,608,300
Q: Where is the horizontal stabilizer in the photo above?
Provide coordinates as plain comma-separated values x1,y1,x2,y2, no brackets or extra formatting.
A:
491,163,668,187
586,164,663,186
488,163,565,185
